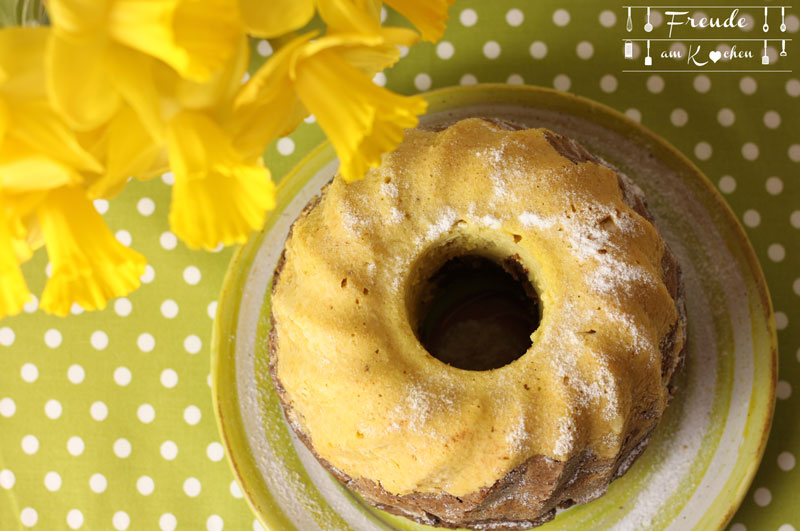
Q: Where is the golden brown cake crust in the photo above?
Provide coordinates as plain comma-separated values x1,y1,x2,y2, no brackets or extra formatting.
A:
267,119,687,530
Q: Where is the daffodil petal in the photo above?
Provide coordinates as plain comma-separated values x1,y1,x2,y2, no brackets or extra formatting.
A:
167,111,275,249
109,0,242,82
88,105,166,199
296,31,418,76
317,0,381,34
46,31,120,130
0,137,83,191
383,0,454,42
294,49,427,182
239,0,315,38
106,44,166,142
0,27,49,99
37,186,146,316
0,204,32,319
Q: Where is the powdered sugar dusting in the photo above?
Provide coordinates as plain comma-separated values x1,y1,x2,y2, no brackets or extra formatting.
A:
518,211,556,230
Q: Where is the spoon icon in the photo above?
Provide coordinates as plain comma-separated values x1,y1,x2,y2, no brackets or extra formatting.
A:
781,7,787,32
763,7,769,32
627,7,632,32
645,7,653,32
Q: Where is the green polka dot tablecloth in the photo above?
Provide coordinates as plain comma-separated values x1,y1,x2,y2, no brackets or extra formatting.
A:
1,1,798,530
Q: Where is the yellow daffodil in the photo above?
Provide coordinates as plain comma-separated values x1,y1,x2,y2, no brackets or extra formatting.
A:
237,32,427,182
239,0,315,38
0,202,32,319
46,0,245,130
166,110,275,250
383,0,454,42
36,186,147,316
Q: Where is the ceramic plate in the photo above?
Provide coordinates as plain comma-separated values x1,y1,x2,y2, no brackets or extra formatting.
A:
211,85,777,531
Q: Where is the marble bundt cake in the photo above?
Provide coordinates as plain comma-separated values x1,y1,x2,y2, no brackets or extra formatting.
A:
268,118,687,529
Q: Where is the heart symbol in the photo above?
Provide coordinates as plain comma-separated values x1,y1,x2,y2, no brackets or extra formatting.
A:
709,50,722,63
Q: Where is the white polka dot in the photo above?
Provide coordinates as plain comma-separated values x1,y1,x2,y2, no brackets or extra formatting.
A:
303,114,315,123
91,330,109,351
207,301,218,319
670,108,688,127
779,525,796,531
256,40,272,57
694,142,712,160
787,14,800,32
553,74,571,91
778,452,796,471
207,442,225,462
160,514,177,531
753,486,771,506
67,508,84,529
67,364,85,384
114,366,132,386
44,471,61,491
459,8,477,27
161,440,178,460
730,524,746,531
553,8,570,26
94,199,109,214
160,232,178,250
741,142,759,161
719,176,736,194
22,434,38,454
457,73,477,86
717,108,735,127
113,511,130,530
599,10,616,27
740,76,757,94
70,302,85,315
21,507,37,527
207,515,224,531
668,42,687,58
21,362,38,383
743,210,761,227
137,333,155,353
650,9,664,27
529,41,547,59
766,176,783,195
693,74,711,93
45,262,52,277
763,110,781,129
160,299,179,319
137,197,155,216
768,244,786,262
0,398,15,417
90,401,108,421
183,405,202,425
137,475,155,495
253,520,265,531
89,473,107,493
775,312,788,330
372,72,386,86
230,480,243,498
45,328,62,348
114,297,132,316
114,438,132,458
628,42,641,60
787,79,800,97
141,264,155,283
161,172,174,185
0,326,15,346
160,369,178,389
482,41,501,59
777,380,792,399
789,144,800,162
646,75,664,94
276,137,294,156
67,436,84,456
380,6,386,22
45,399,62,419
436,41,454,59
183,477,202,497
115,230,132,247
505,8,524,26
575,41,594,60
414,73,431,91
599,75,617,93
792,210,800,228
137,403,155,424
506,74,524,85
625,109,641,123
0,469,15,489
184,335,202,354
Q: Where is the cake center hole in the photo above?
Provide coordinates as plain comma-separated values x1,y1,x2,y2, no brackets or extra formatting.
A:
416,255,539,371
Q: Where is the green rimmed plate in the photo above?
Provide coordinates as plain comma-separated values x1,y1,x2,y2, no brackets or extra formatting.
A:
211,85,777,531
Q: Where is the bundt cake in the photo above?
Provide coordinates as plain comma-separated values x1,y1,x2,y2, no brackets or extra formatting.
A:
268,118,687,529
